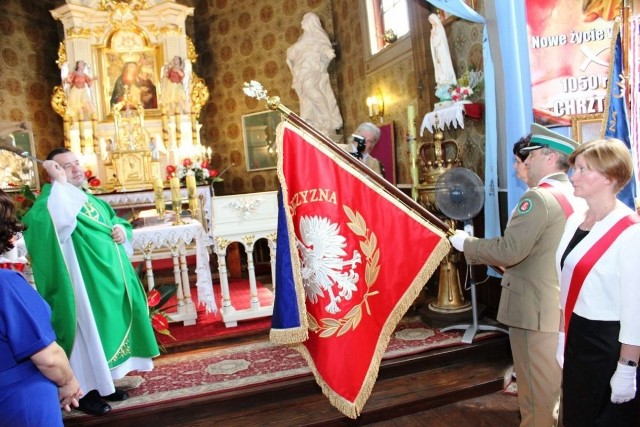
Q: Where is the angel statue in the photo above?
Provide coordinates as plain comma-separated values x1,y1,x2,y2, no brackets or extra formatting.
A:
160,56,190,114
63,60,96,120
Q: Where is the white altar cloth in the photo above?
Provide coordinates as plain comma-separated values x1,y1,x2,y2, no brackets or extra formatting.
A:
420,102,467,135
132,219,216,320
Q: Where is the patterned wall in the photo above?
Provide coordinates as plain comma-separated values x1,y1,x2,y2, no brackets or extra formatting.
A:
0,0,485,194
193,0,337,194
0,1,64,159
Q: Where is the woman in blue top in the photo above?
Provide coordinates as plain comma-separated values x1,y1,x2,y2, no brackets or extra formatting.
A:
0,189,82,426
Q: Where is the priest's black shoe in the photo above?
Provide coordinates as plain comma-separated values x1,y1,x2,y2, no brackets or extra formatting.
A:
78,390,111,416
103,387,130,402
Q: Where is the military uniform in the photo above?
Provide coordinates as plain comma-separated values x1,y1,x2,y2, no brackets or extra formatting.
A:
464,174,582,427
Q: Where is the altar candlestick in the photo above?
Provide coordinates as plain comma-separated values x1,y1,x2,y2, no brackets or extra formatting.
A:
170,176,181,204
170,176,184,224
186,174,198,214
154,178,165,217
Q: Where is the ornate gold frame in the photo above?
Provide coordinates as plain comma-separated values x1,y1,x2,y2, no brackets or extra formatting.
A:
571,113,604,144
98,30,163,118
242,110,282,172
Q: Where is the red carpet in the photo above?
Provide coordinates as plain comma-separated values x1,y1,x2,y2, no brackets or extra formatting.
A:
157,279,274,346
63,316,500,419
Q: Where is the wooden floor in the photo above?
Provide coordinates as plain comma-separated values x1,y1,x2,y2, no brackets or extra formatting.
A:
64,332,516,427
66,264,518,426
368,392,519,426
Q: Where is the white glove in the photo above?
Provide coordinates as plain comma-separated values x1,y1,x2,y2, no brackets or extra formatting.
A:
448,230,469,252
555,332,565,368
610,362,637,403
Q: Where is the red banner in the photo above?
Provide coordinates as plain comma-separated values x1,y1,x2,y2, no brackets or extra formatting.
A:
274,122,448,418
526,0,621,126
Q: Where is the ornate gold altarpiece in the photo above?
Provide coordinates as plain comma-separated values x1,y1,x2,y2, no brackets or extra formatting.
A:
50,0,209,191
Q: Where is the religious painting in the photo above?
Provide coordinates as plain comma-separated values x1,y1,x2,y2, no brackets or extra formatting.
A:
526,0,621,127
98,29,163,117
242,110,282,172
0,122,39,191
571,113,603,144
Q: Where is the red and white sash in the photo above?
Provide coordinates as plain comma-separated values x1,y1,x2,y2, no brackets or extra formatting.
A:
564,214,640,336
539,182,574,218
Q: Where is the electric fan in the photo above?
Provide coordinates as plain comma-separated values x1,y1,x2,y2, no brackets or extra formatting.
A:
435,167,508,343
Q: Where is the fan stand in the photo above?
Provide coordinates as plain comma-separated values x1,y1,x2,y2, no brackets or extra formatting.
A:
440,222,509,344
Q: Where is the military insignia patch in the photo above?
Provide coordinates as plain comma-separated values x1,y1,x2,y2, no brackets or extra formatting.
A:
517,198,533,214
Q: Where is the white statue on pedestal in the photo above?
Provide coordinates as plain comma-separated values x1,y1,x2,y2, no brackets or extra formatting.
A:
286,13,343,137
429,13,458,104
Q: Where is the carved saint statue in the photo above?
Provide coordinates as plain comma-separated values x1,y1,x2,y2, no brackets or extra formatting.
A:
286,13,343,137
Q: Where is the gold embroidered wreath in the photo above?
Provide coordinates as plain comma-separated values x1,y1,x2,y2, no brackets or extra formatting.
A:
307,206,380,338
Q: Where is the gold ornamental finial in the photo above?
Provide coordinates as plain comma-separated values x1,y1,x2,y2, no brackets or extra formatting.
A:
242,81,292,115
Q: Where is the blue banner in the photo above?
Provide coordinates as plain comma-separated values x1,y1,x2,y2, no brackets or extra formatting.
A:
603,22,635,208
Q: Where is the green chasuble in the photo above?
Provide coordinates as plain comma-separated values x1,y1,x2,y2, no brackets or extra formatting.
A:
23,184,159,367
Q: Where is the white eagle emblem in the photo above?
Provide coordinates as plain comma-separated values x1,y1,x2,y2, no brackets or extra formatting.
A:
297,215,362,314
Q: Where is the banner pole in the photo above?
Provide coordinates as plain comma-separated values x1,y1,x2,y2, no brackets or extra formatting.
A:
243,81,454,236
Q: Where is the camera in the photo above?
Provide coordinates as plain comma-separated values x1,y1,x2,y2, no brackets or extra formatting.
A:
351,134,366,159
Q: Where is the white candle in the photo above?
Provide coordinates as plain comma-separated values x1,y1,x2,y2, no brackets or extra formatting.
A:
170,176,181,204
154,178,165,216
186,174,198,213
407,105,416,139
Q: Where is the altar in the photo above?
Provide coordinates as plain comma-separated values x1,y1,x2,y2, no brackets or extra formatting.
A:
96,184,213,231
50,0,210,192
131,218,215,326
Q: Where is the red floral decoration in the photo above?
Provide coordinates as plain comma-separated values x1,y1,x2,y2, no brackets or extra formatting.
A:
164,158,224,185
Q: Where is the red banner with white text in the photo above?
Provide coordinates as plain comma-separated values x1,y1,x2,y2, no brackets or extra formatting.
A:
526,0,621,126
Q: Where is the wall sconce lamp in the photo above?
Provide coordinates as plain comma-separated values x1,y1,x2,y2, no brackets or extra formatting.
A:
366,89,385,122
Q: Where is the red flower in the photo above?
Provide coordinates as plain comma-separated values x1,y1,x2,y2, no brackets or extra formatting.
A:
165,165,176,174
151,313,169,332
200,160,210,169
84,170,92,179
182,158,192,167
209,169,219,177
147,289,161,307
89,178,101,187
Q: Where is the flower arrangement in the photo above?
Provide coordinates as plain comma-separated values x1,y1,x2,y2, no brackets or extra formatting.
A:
82,169,103,193
147,284,178,340
135,263,177,349
450,68,484,103
165,158,223,185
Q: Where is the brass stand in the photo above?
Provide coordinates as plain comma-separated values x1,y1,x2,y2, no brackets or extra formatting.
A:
416,121,472,326
172,200,185,225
